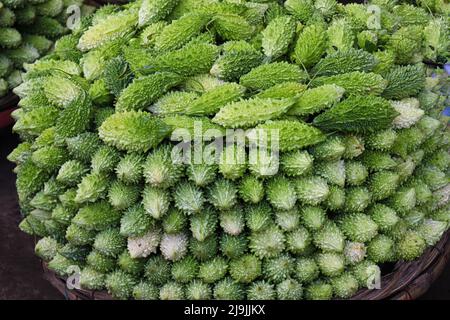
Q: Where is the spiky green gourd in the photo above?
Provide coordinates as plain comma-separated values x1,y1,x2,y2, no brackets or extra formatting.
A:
154,12,210,52
313,72,387,96
247,281,276,300
288,84,345,116
263,254,295,283
220,234,247,259
74,172,110,204
72,201,121,231
249,225,285,259
190,209,217,241
276,208,300,231
213,13,254,42
367,235,395,263
138,0,179,27
132,281,159,300
184,83,245,116
229,254,261,284
198,257,228,284
245,203,273,233
99,111,170,153
210,40,263,82
144,41,219,77
312,48,376,76
212,97,295,128
261,15,296,61
93,228,126,257
266,176,297,211
239,176,264,204
286,226,311,255
293,23,327,68
250,120,326,152
219,209,244,236
313,95,398,133
239,62,307,90
396,230,427,261
313,221,345,253
213,277,245,300
331,273,359,298
295,176,329,206
115,73,183,112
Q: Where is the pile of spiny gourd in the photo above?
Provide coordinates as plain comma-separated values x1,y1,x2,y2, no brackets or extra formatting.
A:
0,0,95,97
8,0,450,300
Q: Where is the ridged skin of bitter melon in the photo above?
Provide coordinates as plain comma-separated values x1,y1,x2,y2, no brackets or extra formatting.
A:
261,15,296,61
184,83,246,116
116,72,183,112
312,71,388,96
153,12,211,52
293,23,327,69
212,97,297,128
99,111,171,153
240,62,308,91
313,95,399,133
288,84,345,116
77,11,138,51
311,48,377,77
250,120,326,152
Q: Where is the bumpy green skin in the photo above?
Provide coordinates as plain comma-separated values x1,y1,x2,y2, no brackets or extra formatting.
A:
99,111,170,153
339,213,378,243
211,40,263,82
382,64,425,100
154,12,210,52
312,48,376,76
72,202,119,232
295,176,329,206
35,237,61,261
105,270,137,300
116,73,183,112
396,231,427,261
229,254,261,284
313,222,345,253
212,97,296,128
213,277,244,300
184,83,245,116
288,84,345,116
145,42,219,77
78,11,137,51
293,24,327,68
240,62,307,90
313,95,399,133
312,71,387,96
251,120,326,152
261,15,296,61
138,0,179,27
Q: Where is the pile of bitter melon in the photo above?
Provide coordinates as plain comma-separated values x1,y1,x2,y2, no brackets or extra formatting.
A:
8,0,450,300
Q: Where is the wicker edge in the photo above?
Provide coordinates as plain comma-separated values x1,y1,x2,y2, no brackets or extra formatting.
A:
40,230,450,300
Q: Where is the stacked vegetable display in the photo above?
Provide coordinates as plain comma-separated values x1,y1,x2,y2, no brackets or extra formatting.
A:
0,0,94,97
7,0,450,300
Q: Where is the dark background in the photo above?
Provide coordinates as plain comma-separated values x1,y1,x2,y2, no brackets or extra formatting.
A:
0,127,449,300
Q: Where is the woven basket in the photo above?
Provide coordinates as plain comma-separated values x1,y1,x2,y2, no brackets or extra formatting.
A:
41,230,450,300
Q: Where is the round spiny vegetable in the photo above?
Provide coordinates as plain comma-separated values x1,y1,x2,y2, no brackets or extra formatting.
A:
213,278,245,300
249,225,285,259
